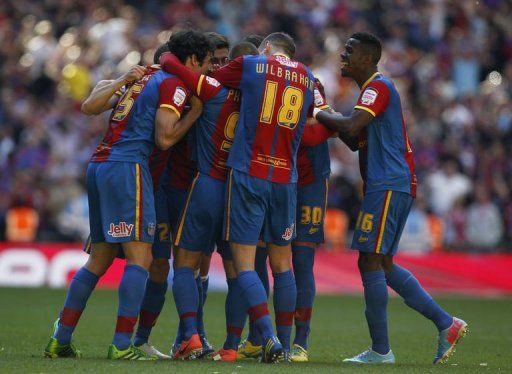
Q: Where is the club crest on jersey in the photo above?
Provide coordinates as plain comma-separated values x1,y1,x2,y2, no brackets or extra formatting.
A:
173,87,186,107
361,88,378,105
205,76,220,87
107,222,134,237
147,223,156,236
282,223,295,241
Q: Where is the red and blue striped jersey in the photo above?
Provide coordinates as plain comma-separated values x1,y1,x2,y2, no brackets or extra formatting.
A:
297,142,330,187
188,75,240,181
355,73,417,197
212,54,315,184
165,138,197,189
91,67,189,163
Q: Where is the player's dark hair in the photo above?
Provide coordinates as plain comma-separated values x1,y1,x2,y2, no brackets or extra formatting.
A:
153,43,169,64
229,42,259,60
242,34,264,48
351,32,382,64
261,32,296,58
167,30,214,65
205,31,230,50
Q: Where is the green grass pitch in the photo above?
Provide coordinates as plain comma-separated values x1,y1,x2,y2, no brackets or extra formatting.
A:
0,288,510,373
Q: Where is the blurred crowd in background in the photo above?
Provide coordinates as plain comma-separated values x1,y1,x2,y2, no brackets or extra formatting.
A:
1,0,511,252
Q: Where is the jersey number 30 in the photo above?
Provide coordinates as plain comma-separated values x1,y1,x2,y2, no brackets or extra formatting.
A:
260,81,303,130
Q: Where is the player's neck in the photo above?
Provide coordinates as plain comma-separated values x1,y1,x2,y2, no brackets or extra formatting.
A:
355,69,379,89
272,52,290,59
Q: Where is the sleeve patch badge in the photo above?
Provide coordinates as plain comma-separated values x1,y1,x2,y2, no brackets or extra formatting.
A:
173,87,186,107
361,88,378,106
205,76,221,87
314,88,325,106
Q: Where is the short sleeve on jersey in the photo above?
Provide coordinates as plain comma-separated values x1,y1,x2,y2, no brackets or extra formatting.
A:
159,77,189,118
197,75,223,102
211,56,244,88
354,80,390,117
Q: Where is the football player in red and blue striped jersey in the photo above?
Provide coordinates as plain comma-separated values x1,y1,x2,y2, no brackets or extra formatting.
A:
315,31,467,365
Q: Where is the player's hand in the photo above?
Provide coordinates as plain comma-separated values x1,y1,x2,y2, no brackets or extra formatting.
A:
159,52,182,73
314,77,326,98
121,65,146,84
313,77,330,110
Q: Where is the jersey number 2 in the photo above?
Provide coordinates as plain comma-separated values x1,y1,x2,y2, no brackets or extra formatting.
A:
260,81,303,130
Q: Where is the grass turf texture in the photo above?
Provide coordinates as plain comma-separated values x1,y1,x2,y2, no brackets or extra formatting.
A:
0,288,510,373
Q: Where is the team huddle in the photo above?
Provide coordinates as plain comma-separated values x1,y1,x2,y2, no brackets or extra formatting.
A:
44,29,467,364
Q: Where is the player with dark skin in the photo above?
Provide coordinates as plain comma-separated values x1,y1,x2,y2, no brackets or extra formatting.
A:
314,36,389,276
315,33,467,365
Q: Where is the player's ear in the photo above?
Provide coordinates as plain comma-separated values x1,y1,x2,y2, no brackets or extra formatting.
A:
259,41,271,55
190,54,199,68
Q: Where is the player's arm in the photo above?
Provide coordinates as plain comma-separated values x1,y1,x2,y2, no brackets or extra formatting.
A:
301,122,334,147
338,132,359,151
81,65,146,115
209,56,244,88
155,96,202,150
158,53,222,102
314,81,390,138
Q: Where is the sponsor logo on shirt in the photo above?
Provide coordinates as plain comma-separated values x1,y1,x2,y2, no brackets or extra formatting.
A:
308,227,319,234
361,88,378,106
107,222,134,238
282,223,295,241
358,235,369,243
173,87,186,107
205,76,220,87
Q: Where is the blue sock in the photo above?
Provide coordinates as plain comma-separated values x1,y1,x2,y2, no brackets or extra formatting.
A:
54,267,99,344
362,269,389,355
292,245,315,349
201,275,209,305
255,246,269,296
248,246,268,346
196,275,205,337
273,270,296,351
386,264,452,331
224,278,246,350
113,264,148,350
174,320,184,347
238,270,274,342
172,267,198,340
134,280,167,346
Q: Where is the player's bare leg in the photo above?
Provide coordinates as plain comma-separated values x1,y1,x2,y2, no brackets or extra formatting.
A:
172,248,203,359
45,242,118,358
268,243,296,360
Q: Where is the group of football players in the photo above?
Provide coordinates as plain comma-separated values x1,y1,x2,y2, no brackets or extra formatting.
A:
44,28,467,365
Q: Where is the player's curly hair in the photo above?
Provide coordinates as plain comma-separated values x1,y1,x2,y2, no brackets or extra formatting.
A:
167,30,214,65
351,32,382,64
